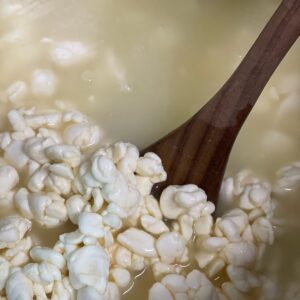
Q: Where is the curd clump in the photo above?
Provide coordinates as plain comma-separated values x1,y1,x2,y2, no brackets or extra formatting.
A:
0,104,286,299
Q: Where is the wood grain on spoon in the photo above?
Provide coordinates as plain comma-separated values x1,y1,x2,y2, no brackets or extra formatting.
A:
142,0,300,203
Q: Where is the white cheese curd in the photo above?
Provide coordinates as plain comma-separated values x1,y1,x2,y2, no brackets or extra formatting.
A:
206,257,226,278
160,184,210,220
240,183,270,211
63,123,102,149
107,203,128,219
161,274,188,294
7,109,28,132
145,195,163,219
48,163,74,180
114,245,132,269
55,230,85,257
3,237,32,267
214,218,241,242
78,212,104,238
110,142,139,183
0,216,31,249
178,214,194,241
24,111,63,129
0,165,19,199
45,144,81,168
110,267,131,288
23,136,55,164
66,195,88,224
117,228,157,258
222,242,257,267
5,269,33,300
27,165,49,192
30,247,66,270
77,286,104,300
186,269,211,290
32,282,49,299
90,155,117,184
102,212,122,229
200,237,229,252
226,265,260,293
222,282,247,300
156,232,186,264
23,261,62,285
14,189,68,227
140,214,169,235
149,282,174,300
105,282,121,300
0,132,11,150
252,217,274,244
4,140,30,169
67,245,110,293
136,152,167,183
151,261,179,279
194,214,213,236
150,269,223,300
51,277,76,300
77,282,121,300
0,257,10,290
195,251,216,269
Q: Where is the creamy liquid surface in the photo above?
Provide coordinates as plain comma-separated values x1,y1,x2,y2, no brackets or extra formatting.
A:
0,0,299,299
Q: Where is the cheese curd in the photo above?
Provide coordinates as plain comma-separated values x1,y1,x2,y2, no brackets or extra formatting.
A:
0,216,31,249
0,104,287,299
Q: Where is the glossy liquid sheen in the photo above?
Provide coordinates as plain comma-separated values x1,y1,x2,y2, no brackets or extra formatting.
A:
0,0,299,299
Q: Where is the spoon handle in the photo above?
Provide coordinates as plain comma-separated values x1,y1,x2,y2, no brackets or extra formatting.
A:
213,0,300,118
143,0,300,202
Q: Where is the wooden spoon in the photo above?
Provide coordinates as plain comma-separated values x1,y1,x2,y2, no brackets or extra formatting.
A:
142,0,300,203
